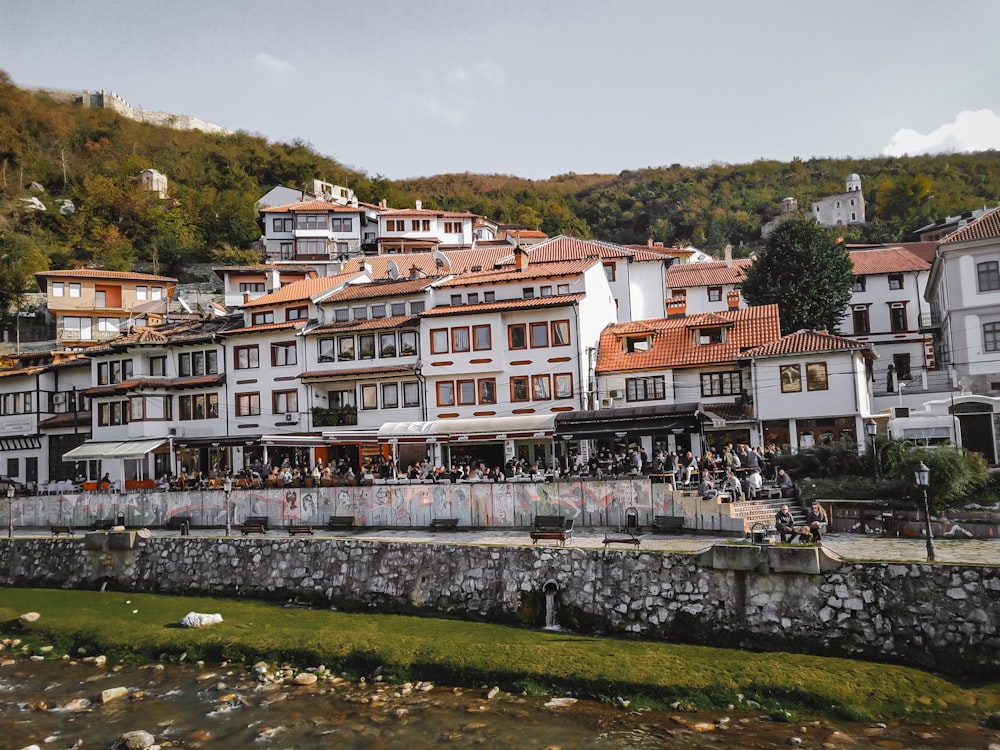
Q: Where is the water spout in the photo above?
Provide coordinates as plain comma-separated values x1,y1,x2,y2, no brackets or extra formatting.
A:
542,579,560,631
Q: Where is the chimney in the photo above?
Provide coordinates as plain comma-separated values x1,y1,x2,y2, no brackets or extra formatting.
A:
724,244,733,268
666,296,687,318
265,267,280,293
514,243,529,272
379,199,387,209
727,290,741,310
647,238,653,248
415,199,422,211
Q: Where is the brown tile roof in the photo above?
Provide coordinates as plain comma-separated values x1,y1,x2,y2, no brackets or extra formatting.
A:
421,293,585,317
85,373,225,396
307,315,418,334
321,277,438,303
241,271,360,308
436,258,598,288
38,411,90,429
595,304,781,374
300,364,418,381
523,235,667,263
336,254,441,279
702,401,755,422
35,269,177,282
740,330,875,358
665,259,752,288
443,247,517,273
379,208,477,218
260,200,362,214
0,365,46,379
940,205,1000,244
213,265,318,277
849,247,929,275
220,321,306,337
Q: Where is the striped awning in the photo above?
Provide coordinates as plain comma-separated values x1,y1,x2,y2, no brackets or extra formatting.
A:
0,437,41,451
62,438,168,461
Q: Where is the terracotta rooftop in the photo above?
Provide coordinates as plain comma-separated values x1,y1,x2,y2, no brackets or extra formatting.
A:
240,271,361,309
740,330,875,359
436,258,599,288
516,235,668,263
939,205,1000,245
379,207,477,218
260,199,363,214
220,321,305,337
85,373,226,396
665,259,752,288
595,305,781,374
308,315,418,334
300,364,418,381
322,277,438,303
421,293,586,317
849,247,929,275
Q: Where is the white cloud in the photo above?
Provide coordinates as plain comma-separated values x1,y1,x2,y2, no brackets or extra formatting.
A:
401,95,467,126
883,109,1000,156
446,67,471,84
254,52,293,74
445,62,506,87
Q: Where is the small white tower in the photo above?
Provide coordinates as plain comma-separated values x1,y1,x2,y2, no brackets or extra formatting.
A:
846,173,862,193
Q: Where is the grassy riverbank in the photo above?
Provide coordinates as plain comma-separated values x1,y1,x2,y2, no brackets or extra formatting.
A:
2,588,998,723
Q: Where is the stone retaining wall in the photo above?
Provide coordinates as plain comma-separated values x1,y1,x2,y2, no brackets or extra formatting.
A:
1,536,996,676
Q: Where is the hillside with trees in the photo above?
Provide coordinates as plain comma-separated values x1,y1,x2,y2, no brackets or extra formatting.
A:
3,70,1000,318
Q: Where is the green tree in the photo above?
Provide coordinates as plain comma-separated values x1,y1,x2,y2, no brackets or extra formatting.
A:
739,218,854,335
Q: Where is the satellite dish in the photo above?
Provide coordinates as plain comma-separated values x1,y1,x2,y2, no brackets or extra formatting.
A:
432,249,451,271
387,260,400,280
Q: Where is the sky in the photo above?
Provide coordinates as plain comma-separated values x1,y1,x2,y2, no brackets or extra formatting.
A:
3,0,1000,181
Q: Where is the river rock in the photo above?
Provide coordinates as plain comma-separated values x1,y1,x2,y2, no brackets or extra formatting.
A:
100,687,129,704
179,612,223,628
18,612,40,626
112,730,155,749
294,672,317,685
63,698,92,711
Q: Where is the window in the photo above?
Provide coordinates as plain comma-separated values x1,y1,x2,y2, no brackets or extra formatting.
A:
371,303,386,319
338,336,355,360
853,306,870,334
286,306,308,321
698,327,725,344
95,290,106,307
852,276,866,292
557,284,569,295
554,373,573,399
452,327,470,352
330,389,356,408
890,303,907,332
352,305,368,320
97,359,133,385
977,261,1000,292
97,400,129,426
780,364,802,393
623,335,650,352
391,302,407,316
511,376,529,402
540,285,553,297
409,300,425,314
239,282,265,294
297,238,328,256
379,332,397,357
149,356,166,376
529,322,548,348
484,291,495,303
603,263,616,282
273,390,298,415
625,376,665,402
234,345,259,369
178,350,219,376
252,311,274,325
806,362,828,391
62,317,90,340
400,331,418,355
382,383,399,408
236,393,261,417
272,217,293,232
444,221,463,233
436,381,455,406
178,393,219,421
271,342,297,366
450,294,463,306
359,334,376,359
985,322,1000,352
893,353,912,380
386,219,405,231
96,318,119,336
707,286,722,302
478,378,496,404
431,328,449,354
279,243,293,260
296,213,326,230
69,283,81,298
700,372,741,397
509,324,527,350
472,325,491,350
551,320,570,346
888,273,903,290
402,381,420,407
130,395,168,421
522,287,535,299
468,292,479,304
334,308,349,322
457,379,476,405
330,217,353,232
136,285,148,300
532,375,551,400
318,338,335,362
52,282,64,297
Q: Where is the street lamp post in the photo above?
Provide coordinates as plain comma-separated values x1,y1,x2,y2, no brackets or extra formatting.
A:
865,419,878,481
223,476,233,537
914,461,935,562
6,483,14,539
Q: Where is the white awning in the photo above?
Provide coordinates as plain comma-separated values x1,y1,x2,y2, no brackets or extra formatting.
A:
378,414,556,442
260,434,327,447
62,438,168,461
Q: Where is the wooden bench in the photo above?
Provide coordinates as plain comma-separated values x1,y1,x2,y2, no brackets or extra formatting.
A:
327,515,356,531
90,519,114,531
287,524,314,536
430,517,459,531
50,525,74,537
602,533,640,548
166,515,193,531
651,515,685,534
529,515,574,545
240,515,269,535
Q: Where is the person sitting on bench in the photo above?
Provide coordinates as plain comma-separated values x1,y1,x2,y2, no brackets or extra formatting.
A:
775,468,795,498
806,502,828,542
774,503,797,542
721,469,743,500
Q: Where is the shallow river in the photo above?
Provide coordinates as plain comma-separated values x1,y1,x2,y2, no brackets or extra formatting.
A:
0,657,995,749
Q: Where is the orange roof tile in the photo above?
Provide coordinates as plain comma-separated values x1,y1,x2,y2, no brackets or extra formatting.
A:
260,199,363,213
522,235,667,263
220,321,306,336
442,247,516,273
35,269,177,282
300,364,418,380
422,293,585,317
322,277,438,303
241,271,361,308
940,205,1000,244
436,258,598,287
849,247,929,274
379,208,477,218
740,330,875,358
595,305,781,374
308,315,418,334
665,259,752,288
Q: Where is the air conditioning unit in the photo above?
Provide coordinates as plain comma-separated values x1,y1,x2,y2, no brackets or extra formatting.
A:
608,389,623,399
52,393,66,405
892,406,911,419
600,398,613,408
169,426,183,437
284,412,298,423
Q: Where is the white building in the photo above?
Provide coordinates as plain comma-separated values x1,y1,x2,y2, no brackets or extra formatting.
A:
811,173,866,228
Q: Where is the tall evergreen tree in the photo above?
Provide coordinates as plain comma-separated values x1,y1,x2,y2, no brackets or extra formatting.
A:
740,218,854,335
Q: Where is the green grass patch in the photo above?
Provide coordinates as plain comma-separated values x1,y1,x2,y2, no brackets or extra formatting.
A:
3,587,998,722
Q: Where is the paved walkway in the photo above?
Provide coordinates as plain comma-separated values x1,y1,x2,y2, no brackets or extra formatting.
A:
13,526,999,566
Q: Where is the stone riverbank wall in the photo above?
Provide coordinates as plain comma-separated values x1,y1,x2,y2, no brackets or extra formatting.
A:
1,535,997,677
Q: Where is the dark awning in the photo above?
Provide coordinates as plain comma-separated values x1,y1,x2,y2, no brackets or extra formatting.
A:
0,437,41,451
554,403,703,438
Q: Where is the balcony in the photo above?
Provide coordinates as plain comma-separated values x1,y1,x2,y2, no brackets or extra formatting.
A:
918,311,942,330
